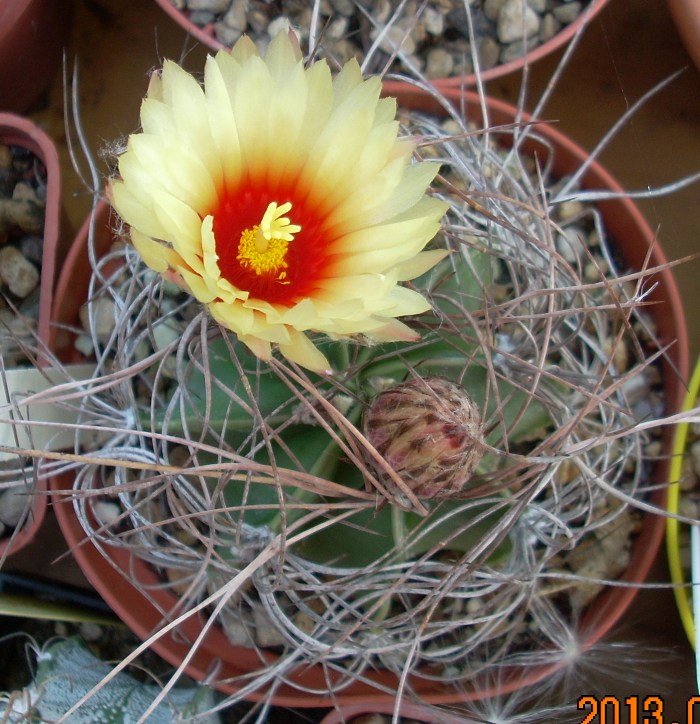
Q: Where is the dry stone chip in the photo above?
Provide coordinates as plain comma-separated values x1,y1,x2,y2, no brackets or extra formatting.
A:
222,0,248,30
0,245,39,298
539,12,561,41
423,7,445,35
0,484,29,527
553,0,582,24
252,604,287,647
328,0,356,16
690,441,700,479
80,297,116,343
484,0,507,21
425,47,455,78
0,196,44,236
187,0,231,12
371,23,418,56
497,0,541,44
0,145,12,170
478,36,501,68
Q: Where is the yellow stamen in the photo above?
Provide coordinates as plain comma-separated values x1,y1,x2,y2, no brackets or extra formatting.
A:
237,202,301,280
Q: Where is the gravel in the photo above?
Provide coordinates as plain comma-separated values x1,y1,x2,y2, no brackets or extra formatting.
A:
0,142,46,368
165,0,591,79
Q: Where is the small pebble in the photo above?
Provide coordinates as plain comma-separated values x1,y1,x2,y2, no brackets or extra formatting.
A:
186,0,230,13
0,145,12,170
478,36,501,68
484,0,507,22
79,297,116,343
553,1,583,24
78,622,104,642
189,10,216,26
425,47,454,78
371,23,417,56
222,0,248,31
214,22,242,46
0,484,29,527
555,225,585,263
500,36,539,63
18,235,44,264
691,441,700,479
423,7,445,35
497,0,541,44
92,500,122,528
539,12,561,42
0,245,40,298
267,15,292,39
328,0,355,17
74,334,96,357
557,198,584,221
253,605,287,648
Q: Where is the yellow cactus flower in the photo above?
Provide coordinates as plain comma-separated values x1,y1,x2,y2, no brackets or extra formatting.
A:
109,32,447,372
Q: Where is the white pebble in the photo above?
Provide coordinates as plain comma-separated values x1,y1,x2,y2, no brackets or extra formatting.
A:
0,246,39,298
92,500,121,527
425,48,454,79
267,16,292,39
498,0,541,44
553,1,583,24
152,321,180,352
253,605,287,648
423,7,444,35
691,441,700,479
187,0,230,13
0,485,29,527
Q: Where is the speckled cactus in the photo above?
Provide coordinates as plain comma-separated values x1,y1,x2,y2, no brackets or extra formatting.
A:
0,638,218,723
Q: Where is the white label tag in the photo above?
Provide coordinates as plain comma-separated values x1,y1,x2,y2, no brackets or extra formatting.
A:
692,524,700,692
0,364,100,460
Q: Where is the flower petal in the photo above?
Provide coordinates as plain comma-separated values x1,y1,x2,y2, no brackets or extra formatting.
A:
279,328,332,373
110,32,448,371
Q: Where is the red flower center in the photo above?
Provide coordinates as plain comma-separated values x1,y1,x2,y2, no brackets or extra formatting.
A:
211,177,336,306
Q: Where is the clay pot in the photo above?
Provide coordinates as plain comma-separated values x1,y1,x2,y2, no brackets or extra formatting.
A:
320,700,466,723
0,113,67,559
0,0,73,113
435,0,611,88
666,355,700,648
152,0,610,87
666,0,700,73
50,87,689,707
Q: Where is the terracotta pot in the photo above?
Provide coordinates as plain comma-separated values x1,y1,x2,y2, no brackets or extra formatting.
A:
50,88,689,707
666,354,700,649
152,0,610,86
666,0,700,73
0,0,73,113
0,113,67,559
434,0,611,88
320,700,468,723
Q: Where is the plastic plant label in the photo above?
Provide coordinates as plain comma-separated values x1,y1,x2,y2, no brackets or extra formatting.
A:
692,523,700,693
0,364,100,461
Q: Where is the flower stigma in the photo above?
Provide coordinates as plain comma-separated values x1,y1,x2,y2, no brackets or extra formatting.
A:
235,202,300,283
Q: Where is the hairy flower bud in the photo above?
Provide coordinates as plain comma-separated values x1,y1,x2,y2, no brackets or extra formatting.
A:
363,377,484,500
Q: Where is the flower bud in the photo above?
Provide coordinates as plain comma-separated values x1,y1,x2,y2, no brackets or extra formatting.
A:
363,377,484,500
